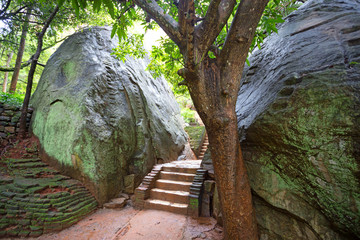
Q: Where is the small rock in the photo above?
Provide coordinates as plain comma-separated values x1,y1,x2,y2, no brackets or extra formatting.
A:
0,116,10,121
119,193,130,200
3,104,17,110
5,126,15,133
204,180,215,193
103,197,127,209
124,174,135,194
215,227,223,233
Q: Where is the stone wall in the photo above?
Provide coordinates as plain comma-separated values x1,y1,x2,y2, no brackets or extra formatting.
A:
0,102,32,138
0,158,98,238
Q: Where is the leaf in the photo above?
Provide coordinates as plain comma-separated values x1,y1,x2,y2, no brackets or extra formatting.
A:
257,41,261,50
71,0,80,16
78,0,87,9
93,0,101,12
103,0,115,18
246,58,250,66
111,24,118,38
58,0,66,7
117,27,126,40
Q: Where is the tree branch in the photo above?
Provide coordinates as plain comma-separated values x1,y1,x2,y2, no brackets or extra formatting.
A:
0,5,27,20
36,62,46,67
0,33,66,73
195,0,236,54
178,0,188,37
0,58,32,72
133,0,183,47
41,35,68,52
0,0,11,17
220,0,268,76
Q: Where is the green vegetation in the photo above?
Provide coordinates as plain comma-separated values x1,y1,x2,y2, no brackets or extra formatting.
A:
184,126,205,151
0,92,24,107
181,108,196,124
0,0,112,95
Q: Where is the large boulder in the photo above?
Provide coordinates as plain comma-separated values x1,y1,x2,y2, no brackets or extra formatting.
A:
31,27,187,204
236,0,360,239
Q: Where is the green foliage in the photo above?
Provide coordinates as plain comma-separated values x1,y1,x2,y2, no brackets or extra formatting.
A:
181,107,196,124
54,0,302,99
147,37,188,96
184,125,205,150
0,0,112,96
0,92,24,107
250,0,302,53
112,34,146,62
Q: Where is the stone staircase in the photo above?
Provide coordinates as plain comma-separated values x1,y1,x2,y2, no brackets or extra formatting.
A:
135,160,206,216
198,134,209,160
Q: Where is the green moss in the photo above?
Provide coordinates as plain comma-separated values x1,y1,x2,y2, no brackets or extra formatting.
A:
249,68,360,235
62,60,78,83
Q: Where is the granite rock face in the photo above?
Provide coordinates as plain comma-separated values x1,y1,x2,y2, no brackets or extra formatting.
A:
31,27,187,204
236,0,360,239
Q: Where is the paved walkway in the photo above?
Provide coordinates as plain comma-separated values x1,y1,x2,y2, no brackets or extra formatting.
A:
18,207,223,240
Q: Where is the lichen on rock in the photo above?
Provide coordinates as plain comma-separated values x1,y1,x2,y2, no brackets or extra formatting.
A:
236,0,360,239
31,27,187,204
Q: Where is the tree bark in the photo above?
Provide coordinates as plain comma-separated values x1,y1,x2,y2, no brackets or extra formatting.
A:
183,56,258,239
2,52,13,92
9,7,31,93
207,116,257,239
18,5,59,138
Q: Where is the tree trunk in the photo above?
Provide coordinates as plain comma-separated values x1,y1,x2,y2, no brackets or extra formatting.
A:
9,7,31,93
207,118,257,239
18,6,59,138
186,60,258,239
112,0,268,238
2,52,13,92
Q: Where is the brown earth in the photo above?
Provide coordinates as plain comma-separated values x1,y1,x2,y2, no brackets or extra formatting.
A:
5,207,223,240
0,134,39,159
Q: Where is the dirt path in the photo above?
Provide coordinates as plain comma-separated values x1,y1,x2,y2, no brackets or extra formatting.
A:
7,206,223,240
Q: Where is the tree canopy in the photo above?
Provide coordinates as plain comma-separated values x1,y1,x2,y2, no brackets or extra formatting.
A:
0,0,112,94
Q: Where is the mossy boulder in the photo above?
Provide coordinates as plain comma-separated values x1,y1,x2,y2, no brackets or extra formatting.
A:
236,0,360,239
31,27,187,204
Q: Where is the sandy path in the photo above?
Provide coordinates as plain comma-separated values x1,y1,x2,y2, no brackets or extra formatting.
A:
7,206,223,240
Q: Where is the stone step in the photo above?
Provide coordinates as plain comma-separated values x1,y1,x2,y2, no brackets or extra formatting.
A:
162,166,198,174
150,188,189,204
160,171,195,182
155,179,192,192
144,199,188,215
9,161,48,168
